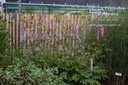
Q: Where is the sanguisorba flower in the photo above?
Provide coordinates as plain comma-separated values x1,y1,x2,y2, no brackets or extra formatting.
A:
88,24,104,38
97,25,104,37
75,26,79,37
88,24,92,32
48,20,52,28
44,32,49,38
31,24,34,28
22,22,28,36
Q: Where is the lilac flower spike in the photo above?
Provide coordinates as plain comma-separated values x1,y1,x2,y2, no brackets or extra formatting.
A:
75,26,79,37
88,24,92,32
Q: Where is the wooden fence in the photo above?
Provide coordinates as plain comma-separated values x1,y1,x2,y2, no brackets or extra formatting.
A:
4,12,93,49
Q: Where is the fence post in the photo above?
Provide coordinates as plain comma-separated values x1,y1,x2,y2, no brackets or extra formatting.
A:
18,0,21,48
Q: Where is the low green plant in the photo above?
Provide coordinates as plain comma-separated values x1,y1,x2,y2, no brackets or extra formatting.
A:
0,57,44,85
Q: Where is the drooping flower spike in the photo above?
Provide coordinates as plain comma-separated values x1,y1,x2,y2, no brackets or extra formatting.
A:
97,25,104,37
88,24,104,38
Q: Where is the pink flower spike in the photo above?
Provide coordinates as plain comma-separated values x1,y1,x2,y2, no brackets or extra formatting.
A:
71,24,75,29
40,43,43,47
99,25,104,37
44,32,49,38
90,57,93,71
88,24,92,32
48,20,52,28
26,30,28,37
96,25,100,33
44,18,47,26
22,23,26,30
39,15,42,20
75,26,79,37
31,24,34,28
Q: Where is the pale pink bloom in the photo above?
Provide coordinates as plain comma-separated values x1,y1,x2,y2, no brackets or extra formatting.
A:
35,47,40,51
75,26,79,36
40,43,43,47
64,24,66,29
88,24,92,32
22,23,26,30
48,20,52,28
22,23,28,37
90,57,93,71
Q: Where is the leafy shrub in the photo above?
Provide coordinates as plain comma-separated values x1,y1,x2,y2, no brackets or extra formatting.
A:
30,33,107,85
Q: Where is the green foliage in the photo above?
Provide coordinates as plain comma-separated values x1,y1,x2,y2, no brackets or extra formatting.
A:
0,57,44,85
0,16,8,54
0,16,11,68
29,34,107,85
44,67,66,85
0,13,108,85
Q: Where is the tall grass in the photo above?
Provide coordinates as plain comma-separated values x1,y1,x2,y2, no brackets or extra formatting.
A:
0,16,11,68
104,14,128,85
